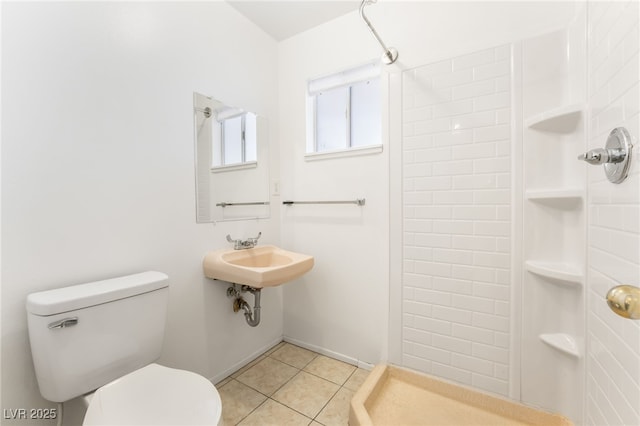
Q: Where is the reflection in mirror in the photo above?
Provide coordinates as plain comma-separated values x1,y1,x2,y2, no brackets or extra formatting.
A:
194,92,270,223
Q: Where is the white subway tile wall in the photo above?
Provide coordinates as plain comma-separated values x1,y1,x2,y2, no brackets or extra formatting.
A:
401,45,511,396
586,1,640,425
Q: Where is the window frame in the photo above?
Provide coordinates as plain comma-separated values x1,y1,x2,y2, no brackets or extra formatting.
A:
211,112,258,172
305,61,384,161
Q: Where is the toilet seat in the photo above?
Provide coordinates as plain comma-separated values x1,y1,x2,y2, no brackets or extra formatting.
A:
83,363,221,425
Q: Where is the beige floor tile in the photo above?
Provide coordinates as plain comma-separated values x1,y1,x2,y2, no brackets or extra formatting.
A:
343,368,371,391
303,355,357,386
270,343,318,369
218,379,267,426
231,355,266,379
315,387,355,426
238,399,311,426
272,371,339,419
236,357,299,396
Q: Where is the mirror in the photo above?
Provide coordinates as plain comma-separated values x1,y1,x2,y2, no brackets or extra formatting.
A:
194,92,270,223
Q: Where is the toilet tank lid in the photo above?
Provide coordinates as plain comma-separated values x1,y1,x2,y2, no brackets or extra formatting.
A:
26,271,169,316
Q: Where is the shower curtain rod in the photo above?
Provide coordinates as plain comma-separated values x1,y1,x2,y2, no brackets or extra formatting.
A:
359,0,398,65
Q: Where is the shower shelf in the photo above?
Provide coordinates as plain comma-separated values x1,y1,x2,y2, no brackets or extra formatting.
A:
525,188,584,202
524,261,583,286
539,333,580,358
525,103,583,132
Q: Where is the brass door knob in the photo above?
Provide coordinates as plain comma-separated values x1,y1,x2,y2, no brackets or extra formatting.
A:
606,285,640,320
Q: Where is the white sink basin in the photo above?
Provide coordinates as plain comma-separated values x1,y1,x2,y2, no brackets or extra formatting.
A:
203,245,314,288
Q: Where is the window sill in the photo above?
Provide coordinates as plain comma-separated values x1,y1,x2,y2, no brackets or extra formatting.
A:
211,161,257,173
304,144,383,162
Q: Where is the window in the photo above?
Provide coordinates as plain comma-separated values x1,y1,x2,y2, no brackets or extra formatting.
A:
307,62,382,157
212,111,257,168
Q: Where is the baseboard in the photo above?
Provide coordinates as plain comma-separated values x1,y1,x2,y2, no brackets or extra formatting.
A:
283,336,375,370
208,336,283,384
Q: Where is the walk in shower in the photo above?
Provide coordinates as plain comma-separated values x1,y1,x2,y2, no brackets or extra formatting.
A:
389,3,639,424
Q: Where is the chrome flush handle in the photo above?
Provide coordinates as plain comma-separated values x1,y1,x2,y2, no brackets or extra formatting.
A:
48,317,79,329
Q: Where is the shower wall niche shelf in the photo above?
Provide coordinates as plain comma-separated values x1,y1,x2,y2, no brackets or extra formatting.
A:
524,261,583,286
539,333,580,358
525,103,583,132
519,19,587,424
525,188,584,202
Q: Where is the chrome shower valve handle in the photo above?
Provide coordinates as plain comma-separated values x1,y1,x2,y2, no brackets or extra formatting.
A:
577,127,633,183
577,149,605,164
577,147,625,165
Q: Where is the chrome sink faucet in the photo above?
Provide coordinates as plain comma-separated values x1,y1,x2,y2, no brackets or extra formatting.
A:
226,232,261,250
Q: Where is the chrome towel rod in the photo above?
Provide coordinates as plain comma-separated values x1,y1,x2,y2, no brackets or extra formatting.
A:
283,199,366,206
216,201,270,207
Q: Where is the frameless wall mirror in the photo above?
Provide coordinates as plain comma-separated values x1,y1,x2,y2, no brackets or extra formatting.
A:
194,92,270,223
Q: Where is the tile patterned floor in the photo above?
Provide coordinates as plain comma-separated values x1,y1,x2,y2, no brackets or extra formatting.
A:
215,342,371,426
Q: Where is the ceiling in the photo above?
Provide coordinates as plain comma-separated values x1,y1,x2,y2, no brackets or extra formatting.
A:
227,1,361,41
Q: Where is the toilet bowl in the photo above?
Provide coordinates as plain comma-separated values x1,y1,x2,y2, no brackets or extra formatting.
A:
26,272,222,426
83,364,221,425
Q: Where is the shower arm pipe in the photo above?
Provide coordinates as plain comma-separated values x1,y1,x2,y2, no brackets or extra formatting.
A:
359,0,398,65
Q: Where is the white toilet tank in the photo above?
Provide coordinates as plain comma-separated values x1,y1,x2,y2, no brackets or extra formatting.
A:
26,271,169,403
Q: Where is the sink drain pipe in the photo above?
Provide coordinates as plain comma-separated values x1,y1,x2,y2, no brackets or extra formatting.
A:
240,287,261,327
228,285,261,327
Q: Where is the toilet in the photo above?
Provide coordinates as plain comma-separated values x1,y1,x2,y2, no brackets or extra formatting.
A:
26,271,222,425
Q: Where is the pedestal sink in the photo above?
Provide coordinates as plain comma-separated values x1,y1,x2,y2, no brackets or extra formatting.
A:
202,245,314,288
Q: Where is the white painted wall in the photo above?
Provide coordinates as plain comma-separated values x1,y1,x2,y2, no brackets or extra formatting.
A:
585,1,640,424
278,2,577,369
1,2,280,421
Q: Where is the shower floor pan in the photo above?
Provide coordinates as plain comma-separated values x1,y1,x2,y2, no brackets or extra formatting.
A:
350,365,572,426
